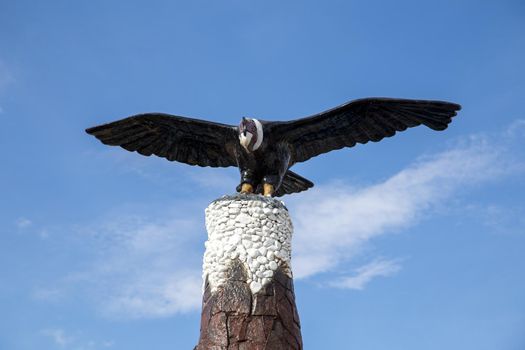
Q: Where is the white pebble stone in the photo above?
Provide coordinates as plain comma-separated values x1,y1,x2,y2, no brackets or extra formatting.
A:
242,239,253,249
264,238,274,247
247,248,260,258
229,234,241,245
257,256,267,264
263,270,274,278
203,196,293,294
236,213,252,225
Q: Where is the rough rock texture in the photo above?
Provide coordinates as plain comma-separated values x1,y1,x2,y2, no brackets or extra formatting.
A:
195,194,302,350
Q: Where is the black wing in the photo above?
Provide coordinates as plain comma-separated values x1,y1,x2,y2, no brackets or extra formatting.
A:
86,113,239,167
273,98,461,164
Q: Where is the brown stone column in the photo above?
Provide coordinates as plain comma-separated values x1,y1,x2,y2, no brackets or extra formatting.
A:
195,195,302,350
196,261,301,350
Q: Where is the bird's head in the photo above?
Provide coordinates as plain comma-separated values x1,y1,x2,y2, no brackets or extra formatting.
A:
238,117,263,152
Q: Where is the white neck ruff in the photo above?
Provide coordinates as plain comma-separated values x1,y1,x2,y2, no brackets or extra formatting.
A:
252,118,263,151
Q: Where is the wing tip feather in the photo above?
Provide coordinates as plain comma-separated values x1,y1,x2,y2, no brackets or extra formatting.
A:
85,126,97,135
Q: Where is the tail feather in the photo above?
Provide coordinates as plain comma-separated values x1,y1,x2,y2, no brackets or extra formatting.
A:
275,170,314,197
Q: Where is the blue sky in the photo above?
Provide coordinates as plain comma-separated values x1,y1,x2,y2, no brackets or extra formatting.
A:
1,0,524,349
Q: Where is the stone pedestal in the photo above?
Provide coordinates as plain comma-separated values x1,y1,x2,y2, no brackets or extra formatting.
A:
195,194,302,350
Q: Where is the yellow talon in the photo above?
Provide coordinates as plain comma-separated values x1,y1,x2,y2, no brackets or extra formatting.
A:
241,183,254,194
263,183,274,197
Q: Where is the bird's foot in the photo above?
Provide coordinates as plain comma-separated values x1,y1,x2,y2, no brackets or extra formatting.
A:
263,183,274,197
240,183,254,194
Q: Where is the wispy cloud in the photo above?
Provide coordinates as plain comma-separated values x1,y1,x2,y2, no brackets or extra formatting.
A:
33,287,64,302
505,119,525,138
0,60,14,91
0,59,14,113
41,328,73,347
13,217,51,239
289,125,524,280
329,258,402,290
70,212,203,318
182,166,238,192
40,328,114,349
466,203,525,236
105,273,202,318
16,217,32,229
85,148,238,196
42,122,524,317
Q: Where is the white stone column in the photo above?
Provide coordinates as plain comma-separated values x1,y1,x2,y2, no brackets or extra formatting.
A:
203,194,293,294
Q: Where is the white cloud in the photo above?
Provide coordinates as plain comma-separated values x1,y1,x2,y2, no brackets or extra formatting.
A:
39,229,50,239
33,287,64,302
86,148,238,197
41,328,73,347
289,131,521,280
505,119,525,138
43,122,524,318
71,212,203,318
40,328,114,349
0,60,14,114
182,166,238,192
105,274,202,317
0,60,13,91
329,258,402,290
467,204,525,236
16,217,32,228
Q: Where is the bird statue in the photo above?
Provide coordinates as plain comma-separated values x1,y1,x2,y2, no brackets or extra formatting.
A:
86,98,461,197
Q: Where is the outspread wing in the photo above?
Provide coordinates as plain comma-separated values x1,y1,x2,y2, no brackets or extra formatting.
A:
273,98,461,164
86,113,239,167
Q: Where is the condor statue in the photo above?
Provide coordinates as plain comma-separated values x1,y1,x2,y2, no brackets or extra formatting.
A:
86,98,461,197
